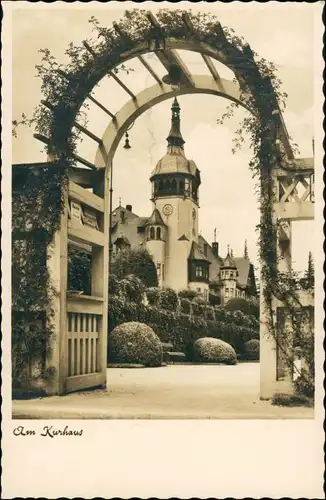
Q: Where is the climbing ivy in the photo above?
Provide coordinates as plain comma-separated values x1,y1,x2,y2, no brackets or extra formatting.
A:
12,164,68,387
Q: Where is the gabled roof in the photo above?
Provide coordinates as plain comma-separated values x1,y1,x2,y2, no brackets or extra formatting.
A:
145,208,166,226
113,235,131,246
234,257,251,287
221,251,237,269
188,241,210,263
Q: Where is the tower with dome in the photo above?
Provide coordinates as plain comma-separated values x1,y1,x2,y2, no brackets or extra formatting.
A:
110,98,257,304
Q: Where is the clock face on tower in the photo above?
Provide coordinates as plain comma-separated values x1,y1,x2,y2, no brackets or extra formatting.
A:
163,204,173,216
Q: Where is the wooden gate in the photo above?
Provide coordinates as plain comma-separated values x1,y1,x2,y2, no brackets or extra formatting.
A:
57,169,109,394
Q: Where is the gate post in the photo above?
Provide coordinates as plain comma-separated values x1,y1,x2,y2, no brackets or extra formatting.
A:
92,165,110,388
45,184,69,395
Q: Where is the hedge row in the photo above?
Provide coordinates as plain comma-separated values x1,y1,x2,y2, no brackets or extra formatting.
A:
109,275,259,332
108,295,258,360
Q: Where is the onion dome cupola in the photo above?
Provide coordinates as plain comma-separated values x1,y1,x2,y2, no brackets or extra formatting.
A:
220,246,238,281
145,208,167,241
150,98,201,203
188,241,210,283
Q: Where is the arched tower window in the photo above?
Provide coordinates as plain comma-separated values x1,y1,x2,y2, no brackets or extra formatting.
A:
156,227,161,240
179,179,185,194
150,227,155,240
171,179,177,193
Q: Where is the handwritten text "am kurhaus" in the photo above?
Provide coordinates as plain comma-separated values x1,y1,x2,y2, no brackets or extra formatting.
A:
13,425,83,438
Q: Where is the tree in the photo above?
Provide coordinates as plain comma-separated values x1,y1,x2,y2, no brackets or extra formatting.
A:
301,251,314,292
111,247,158,288
224,297,259,319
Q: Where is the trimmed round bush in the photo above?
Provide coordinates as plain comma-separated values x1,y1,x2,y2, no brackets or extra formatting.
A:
193,337,237,365
243,339,260,360
109,321,163,367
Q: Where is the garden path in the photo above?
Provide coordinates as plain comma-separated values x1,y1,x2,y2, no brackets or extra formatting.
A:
12,363,314,419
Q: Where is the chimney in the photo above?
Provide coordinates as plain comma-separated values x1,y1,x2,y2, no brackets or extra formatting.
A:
126,204,132,212
203,243,208,257
212,242,219,258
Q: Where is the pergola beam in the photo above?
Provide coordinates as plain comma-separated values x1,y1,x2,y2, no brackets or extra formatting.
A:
137,55,162,84
108,71,136,99
201,54,224,90
146,11,194,88
56,66,115,119
155,49,195,87
182,12,224,91
82,40,135,100
41,99,102,145
33,133,97,170
87,95,115,119
74,123,102,145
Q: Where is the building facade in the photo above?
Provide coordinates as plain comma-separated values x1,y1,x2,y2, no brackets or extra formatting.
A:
111,98,257,304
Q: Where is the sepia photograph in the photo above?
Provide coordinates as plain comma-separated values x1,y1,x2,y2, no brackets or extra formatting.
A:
2,1,324,498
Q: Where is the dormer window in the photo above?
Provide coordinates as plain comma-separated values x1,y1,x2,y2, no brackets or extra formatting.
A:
157,227,161,240
150,227,155,239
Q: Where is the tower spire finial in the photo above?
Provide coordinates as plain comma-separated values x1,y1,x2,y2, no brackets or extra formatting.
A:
167,97,185,149
244,239,249,259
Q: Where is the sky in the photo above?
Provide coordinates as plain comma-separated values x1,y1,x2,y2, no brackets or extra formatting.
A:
11,2,319,273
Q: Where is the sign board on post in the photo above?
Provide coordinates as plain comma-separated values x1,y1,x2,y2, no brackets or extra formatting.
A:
83,207,99,230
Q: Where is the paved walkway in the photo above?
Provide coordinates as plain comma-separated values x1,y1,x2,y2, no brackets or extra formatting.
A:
12,363,314,419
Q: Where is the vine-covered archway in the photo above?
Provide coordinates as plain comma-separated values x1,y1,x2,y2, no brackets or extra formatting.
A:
13,9,314,397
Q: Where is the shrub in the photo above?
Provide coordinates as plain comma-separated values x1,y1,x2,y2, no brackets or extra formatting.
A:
214,306,228,322
180,298,192,315
178,314,208,360
118,274,145,303
206,320,258,356
209,293,221,306
225,297,259,319
108,321,163,366
68,248,91,294
294,369,315,399
111,247,158,288
243,339,260,361
232,310,245,326
192,300,206,317
271,393,313,408
178,289,199,300
193,337,237,365
145,305,176,340
108,273,119,296
108,295,146,333
204,305,215,321
159,288,179,311
146,287,161,306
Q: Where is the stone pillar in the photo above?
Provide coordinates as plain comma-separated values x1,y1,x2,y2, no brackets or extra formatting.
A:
260,214,294,399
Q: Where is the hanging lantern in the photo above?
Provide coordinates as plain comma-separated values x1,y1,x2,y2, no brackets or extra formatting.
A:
123,131,131,149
